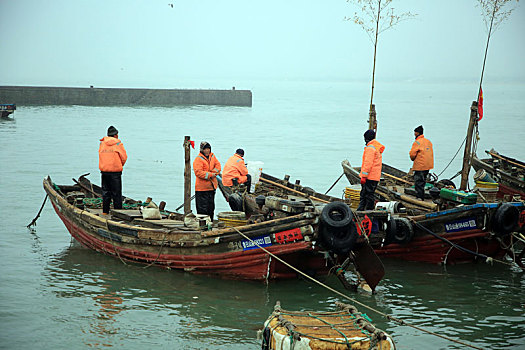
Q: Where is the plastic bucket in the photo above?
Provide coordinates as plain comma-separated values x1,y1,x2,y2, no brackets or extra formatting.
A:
474,169,495,183
475,181,499,190
218,211,247,227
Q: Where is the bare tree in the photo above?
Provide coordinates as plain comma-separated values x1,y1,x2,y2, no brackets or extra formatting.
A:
459,0,519,191
346,0,415,131
476,0,519,102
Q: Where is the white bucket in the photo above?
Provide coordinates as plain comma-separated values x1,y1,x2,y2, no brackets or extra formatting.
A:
247,161,264,193
375,201,404,214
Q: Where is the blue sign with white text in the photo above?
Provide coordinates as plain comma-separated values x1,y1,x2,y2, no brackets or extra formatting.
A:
444,218,477,233
241,235,272,251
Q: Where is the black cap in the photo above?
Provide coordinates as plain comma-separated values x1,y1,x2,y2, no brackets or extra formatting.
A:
107,126,118,136
414,125,424,134
236,148,244,157
200,141,211,152
364,129,376,142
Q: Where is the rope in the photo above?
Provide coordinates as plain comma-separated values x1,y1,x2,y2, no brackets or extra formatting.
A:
437,136,467,178
411,220,514,267
27,194,48,228
143,234,167,269
230,226,484,350
82,197,143,209
306,312,353,345
269,313,364,347
104,218,128,265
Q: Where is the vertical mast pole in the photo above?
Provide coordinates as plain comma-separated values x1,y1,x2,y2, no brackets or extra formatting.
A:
183,136,191,215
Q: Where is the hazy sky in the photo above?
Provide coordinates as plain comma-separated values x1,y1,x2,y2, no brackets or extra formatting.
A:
1,0,523,87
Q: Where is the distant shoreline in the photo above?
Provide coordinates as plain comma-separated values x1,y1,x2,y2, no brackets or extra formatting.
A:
0,85,252,107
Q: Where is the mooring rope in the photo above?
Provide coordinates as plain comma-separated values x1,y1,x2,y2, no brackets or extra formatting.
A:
27,194,49,228
231,226,484,350
436,136,467,178
410,220,515,267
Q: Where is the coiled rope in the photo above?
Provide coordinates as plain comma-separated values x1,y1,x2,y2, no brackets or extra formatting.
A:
231,226,484,350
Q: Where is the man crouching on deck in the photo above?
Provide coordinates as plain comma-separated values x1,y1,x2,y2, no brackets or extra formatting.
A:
358,130,385,211
99,125,127,215
222,148,251,193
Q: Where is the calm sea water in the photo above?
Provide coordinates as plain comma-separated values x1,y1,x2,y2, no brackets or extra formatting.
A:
1,79,524,349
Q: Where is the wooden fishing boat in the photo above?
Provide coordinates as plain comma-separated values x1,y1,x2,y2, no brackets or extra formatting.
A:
0,103,15,118
342,159,438,214
44,174,327,281
260,301,394,350
471,149,525,200
44,173,387,287
235,171,525,268
42,137,387,290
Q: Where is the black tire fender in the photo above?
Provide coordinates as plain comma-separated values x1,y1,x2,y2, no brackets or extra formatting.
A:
385,217,397,245
228,193,244,212
320,202,353,229
492,203,519,235
319,225,358,255
386,217,414,245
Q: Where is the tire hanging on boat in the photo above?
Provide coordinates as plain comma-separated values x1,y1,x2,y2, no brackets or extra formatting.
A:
319,202,357,255
385,217,414,245
227,192,244,212
492,203,519,236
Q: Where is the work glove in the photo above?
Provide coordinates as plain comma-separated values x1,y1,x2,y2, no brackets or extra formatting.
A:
360,177,367,185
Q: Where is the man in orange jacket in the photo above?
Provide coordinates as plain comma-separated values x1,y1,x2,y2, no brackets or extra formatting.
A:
99,126,128,215
193,141,221,220
358,130,385,211
409,125,434,200
222,149,251,192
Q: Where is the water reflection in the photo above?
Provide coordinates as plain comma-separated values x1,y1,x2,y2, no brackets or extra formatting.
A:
0,116,16,131
41,245,525,349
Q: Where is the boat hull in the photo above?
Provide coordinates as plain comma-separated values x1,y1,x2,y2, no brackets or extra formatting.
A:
49,191,330,281
374,229,505,264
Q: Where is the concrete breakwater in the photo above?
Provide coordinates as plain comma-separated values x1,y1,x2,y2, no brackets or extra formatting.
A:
0,86,252,107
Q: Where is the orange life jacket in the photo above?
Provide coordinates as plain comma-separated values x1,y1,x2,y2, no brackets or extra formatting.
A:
360,139,385,181
193,152,221,191
409,135,434,171
222,154,249,186
99,136,127,172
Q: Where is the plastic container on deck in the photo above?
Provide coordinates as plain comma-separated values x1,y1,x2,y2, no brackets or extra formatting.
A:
439,188,478,204
247,161,264,193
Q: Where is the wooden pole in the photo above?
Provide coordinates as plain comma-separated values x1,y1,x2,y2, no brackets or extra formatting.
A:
183,136,191,215
460,102,478,190
368,0,381,132
368,104,377,133
259,177,330,204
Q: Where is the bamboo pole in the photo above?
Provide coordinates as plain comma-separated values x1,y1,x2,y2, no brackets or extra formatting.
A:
460,102,478,190
382,172,412,185
368,0,381,132
183,136,191,215
259,177,330,204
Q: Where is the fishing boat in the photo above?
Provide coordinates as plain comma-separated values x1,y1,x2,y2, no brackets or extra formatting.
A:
42,137,386,289
232,170,525,268
0,104,15,118
44,174,327,281
471,149,525,200
260,301,394,350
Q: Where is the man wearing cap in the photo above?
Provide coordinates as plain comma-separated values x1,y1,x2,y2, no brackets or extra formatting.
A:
193,141,221,220
358,129,385,211
223,148,251,192
409,125,434,200
99,126,128,215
